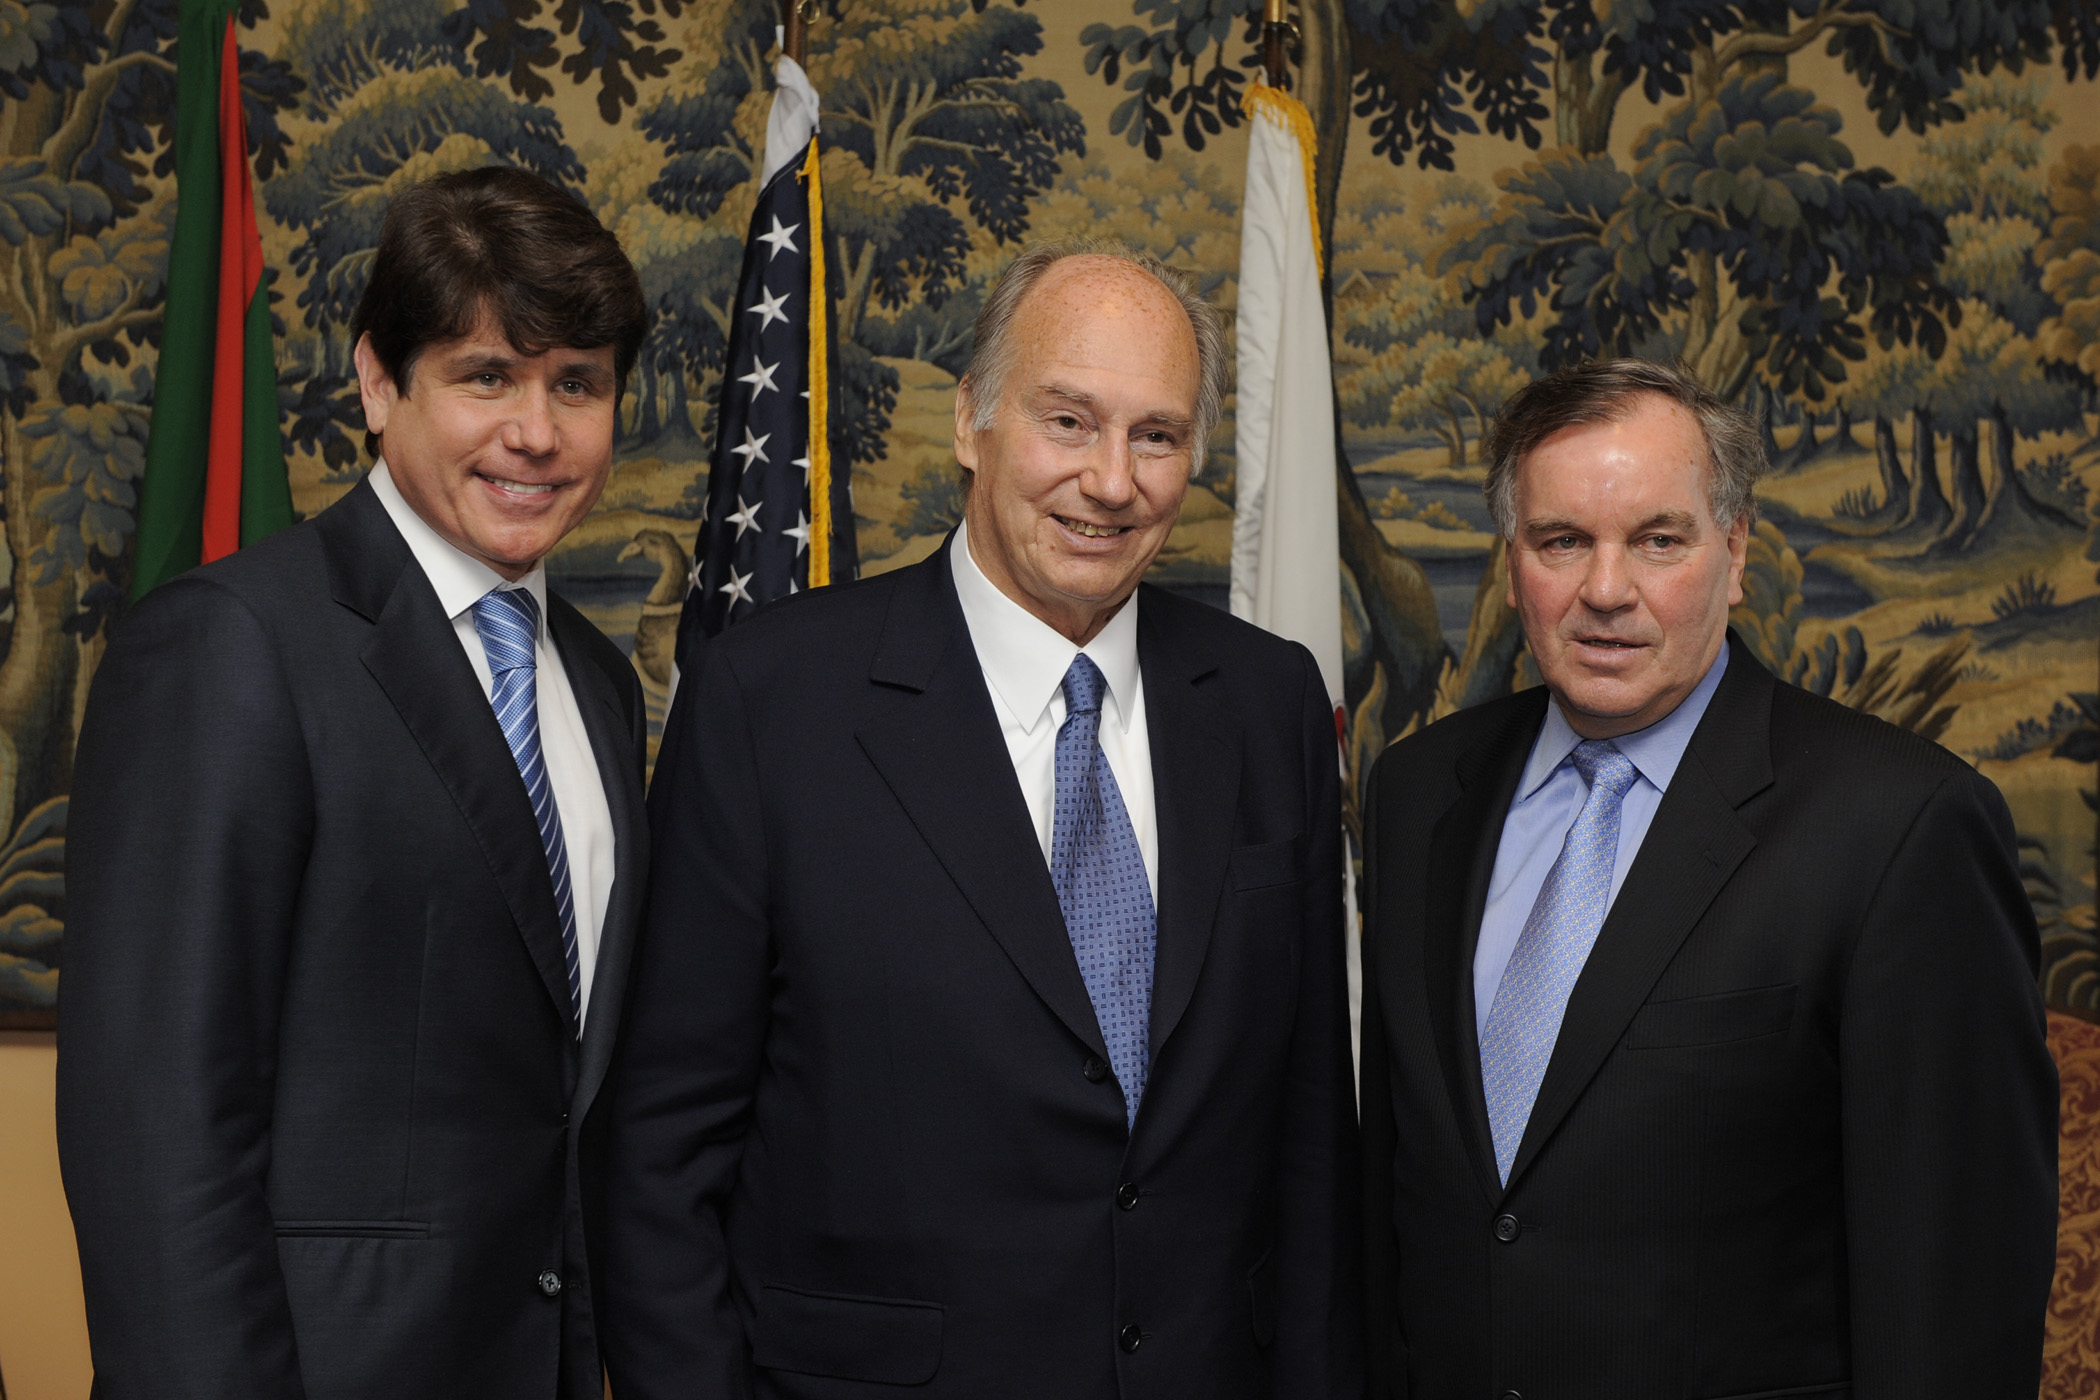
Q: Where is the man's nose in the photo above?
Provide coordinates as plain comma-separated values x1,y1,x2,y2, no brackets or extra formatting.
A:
1083,435,1138,510
1578,543,1634,611
504,388,559,456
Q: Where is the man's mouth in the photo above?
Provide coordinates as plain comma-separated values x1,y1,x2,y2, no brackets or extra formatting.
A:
1575,636,1642,649
1055,515,1129,538
479,473,559,497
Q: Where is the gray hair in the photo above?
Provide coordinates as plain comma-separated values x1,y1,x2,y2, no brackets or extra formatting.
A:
959,238,1229,466
1484,358,1766,537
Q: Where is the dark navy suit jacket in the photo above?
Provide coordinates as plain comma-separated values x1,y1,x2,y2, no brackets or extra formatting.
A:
1360,632,2058,1398
603,536,1362,1399
59,480,649,1400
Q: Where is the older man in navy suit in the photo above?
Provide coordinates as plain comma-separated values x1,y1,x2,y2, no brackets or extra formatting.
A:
604,240,1362,1399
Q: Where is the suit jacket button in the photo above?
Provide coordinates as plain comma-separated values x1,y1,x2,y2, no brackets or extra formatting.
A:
1493,1214,1520,1243
537,1270,563,1297
1083,1056,1109,1082
1116,1182,1140,1211
1500,1392,1522,1400
1118,1323,1143,1353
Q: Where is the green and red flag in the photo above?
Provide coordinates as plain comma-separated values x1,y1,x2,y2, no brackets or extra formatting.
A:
132,0,291,600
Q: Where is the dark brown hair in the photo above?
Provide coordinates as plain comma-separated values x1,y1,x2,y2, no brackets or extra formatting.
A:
1484,358,1765,536
349,166,647,456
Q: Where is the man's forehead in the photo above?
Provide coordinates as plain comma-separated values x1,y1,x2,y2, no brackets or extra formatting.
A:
1016,259,1186,336
999,259,1198,404
1522,399,1707,485
426,331,612,368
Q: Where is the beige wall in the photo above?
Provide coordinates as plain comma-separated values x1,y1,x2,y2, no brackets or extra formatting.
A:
0,1034,90,1399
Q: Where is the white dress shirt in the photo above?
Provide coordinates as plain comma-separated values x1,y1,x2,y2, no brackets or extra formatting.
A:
1472,645,1729,1029
370,461,616,1023
949,519,1158,903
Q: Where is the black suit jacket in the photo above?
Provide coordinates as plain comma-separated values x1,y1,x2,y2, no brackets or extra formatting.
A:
57,480,649,1400
602,538,1361,1400
1360,633,2058,1399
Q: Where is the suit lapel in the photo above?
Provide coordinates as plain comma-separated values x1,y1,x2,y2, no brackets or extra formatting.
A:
1139,594,1239,1059
856,541,1112,1063
548,596,648,1112
1422,696,1544,1205
322,481,578,1035
1504,639,1774,1189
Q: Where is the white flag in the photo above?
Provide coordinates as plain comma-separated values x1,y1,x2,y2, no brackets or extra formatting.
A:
1232,84,1359,1076
759,41,820,185
1231,83,1343,711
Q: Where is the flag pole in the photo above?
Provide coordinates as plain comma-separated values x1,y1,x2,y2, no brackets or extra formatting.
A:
782,0,813,63
1261,0,1291,87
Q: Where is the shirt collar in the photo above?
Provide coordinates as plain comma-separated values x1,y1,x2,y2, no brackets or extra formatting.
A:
1513,641,1730,805
949,518,1142,736
369,460,548,636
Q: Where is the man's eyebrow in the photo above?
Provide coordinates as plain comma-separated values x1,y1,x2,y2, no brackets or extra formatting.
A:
1028,383,1194,429
1518,508,1705,537
439,349,519,374
1030,384,1102,412
1631,509,1703,534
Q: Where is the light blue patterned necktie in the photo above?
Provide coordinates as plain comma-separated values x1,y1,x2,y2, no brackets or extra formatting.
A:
1479,739,1640,1184
1050,654,1157,1129
471,587,582,1022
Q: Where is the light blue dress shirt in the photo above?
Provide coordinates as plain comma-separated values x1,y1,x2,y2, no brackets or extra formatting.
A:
1473,646,1730,1033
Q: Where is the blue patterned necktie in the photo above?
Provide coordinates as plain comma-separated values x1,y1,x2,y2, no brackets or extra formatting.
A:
1479,739,1640,1184
1050,654,1157,1129
471,587,582,1023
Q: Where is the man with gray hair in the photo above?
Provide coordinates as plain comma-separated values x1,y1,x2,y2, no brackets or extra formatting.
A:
604,240,1361,1399
1359,358,2057,1396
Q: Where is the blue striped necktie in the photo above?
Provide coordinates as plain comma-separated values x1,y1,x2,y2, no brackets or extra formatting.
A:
1478,739,1639,1184
1050,655,1156,1129
471,587,582,1022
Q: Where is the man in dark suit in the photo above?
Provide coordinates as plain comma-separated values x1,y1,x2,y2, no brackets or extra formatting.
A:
58,168,650,1400
1360,357,2059,1398
604,241,1361,1399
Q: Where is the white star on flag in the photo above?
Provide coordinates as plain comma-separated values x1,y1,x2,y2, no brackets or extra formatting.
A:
757,215,800,261
727,495,763,539
793,452,811,480
748,286,791,330
785,510,811,556
730,427,772,468
719,567,754,606
739,359,781,398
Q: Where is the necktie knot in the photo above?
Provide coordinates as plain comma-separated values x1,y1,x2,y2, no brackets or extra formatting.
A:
1570,739,1637,800
472,588,541,678
1061,653,1107,718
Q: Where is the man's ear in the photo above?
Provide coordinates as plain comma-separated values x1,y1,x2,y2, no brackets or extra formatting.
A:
952,377,980,476
352,333,396,440
1725,512,1751,608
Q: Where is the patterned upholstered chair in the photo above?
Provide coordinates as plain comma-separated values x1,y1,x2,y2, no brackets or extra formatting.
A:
2045,1009,2100,1395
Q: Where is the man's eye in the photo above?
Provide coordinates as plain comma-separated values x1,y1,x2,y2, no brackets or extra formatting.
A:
1054,415,1080,430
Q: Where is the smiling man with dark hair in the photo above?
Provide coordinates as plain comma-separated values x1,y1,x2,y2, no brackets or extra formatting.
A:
1359,358,2058,1398
59,166,651,1400
603,240,1361,1400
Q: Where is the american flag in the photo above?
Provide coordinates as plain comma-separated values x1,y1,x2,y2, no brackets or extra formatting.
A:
676,123,856,677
